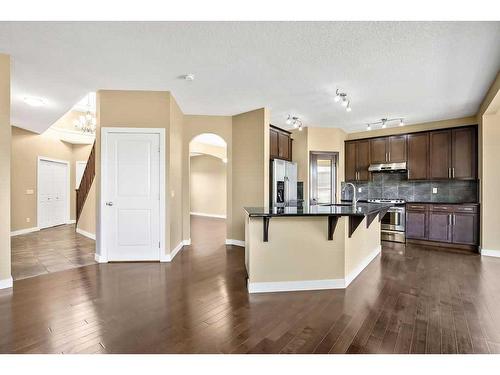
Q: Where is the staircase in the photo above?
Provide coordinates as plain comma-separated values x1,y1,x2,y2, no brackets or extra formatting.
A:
76,142,96,224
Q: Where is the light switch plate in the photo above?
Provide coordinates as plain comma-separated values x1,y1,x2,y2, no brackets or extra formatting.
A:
26,218,30,223
432,187,438,194
358,187,362,193
26,189,34,195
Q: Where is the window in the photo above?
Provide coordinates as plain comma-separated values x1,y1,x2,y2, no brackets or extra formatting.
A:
310,152,337,205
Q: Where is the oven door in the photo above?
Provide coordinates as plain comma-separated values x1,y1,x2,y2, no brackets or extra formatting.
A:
381,207,405,231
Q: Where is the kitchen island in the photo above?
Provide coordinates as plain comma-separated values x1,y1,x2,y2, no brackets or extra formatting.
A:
243,203,392,293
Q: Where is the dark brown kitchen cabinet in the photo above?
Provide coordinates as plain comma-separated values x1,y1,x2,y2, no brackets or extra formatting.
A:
406,210,427,240
429,130,452,179
407,133,429,180
428,211,452,243
269,125,292,161
451,213,478,245
369,135,407,164
429,127,477,180
345,140,370,181
370,138,387,164
451,127,477,180
405,203,479,251
356,140,370,181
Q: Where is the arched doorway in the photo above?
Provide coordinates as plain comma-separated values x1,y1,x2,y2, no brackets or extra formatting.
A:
189,133,228,246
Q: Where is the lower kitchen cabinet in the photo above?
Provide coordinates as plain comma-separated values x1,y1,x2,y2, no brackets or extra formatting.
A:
406,210,427,240
428,211,451,243
405,203,479,251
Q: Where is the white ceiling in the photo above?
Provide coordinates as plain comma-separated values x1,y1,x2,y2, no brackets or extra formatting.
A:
0,21,499,134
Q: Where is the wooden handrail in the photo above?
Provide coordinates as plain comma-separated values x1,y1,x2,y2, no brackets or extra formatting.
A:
76,141,96,224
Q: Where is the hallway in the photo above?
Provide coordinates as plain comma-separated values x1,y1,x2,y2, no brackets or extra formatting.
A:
2,217,500,353
11,225,96,280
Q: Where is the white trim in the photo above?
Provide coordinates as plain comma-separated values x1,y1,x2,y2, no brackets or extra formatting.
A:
11,227,40,237
76,228,96,240
248,278,345,294
160,242,185,262
190,212,227,219
183,239,191,246
481,248,500,258
0,277,13,290
225,239,245,247
37,156,71,230
345,245,382,287
100,128,166,262
94,253,108,263
67,219,76,224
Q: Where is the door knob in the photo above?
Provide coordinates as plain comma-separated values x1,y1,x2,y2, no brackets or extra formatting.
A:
105,202,114,206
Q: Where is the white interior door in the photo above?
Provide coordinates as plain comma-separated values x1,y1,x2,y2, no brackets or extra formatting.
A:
104,132,160,261
38,159,68,229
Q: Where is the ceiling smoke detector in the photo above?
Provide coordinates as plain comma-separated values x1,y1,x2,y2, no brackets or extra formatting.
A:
183,74,195,81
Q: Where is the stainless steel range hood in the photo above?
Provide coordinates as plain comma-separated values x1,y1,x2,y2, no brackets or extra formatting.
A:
368,162,407,172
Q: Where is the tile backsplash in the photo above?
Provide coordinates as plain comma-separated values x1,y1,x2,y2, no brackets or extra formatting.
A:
341,172,478,203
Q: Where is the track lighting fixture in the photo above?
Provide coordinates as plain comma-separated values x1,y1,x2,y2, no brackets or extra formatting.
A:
365,117,405,131
286,115,303,131
334,89,352,112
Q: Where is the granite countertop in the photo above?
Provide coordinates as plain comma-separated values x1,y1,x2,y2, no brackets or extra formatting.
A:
406,201,480,205
244,202,393,218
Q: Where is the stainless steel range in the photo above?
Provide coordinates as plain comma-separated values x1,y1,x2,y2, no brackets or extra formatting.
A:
368,199,406,243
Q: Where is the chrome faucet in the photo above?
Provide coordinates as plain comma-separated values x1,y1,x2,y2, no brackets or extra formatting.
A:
343,182,358,206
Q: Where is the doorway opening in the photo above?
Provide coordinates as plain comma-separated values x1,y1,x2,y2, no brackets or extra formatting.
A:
189,133,227,246
310,151,338,205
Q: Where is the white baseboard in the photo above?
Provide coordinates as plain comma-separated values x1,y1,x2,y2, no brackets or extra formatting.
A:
160,241,186,262
481,248,500,258
0,276,13,290
10,227,40,237
76,228,96,240
345,245,382,287
248,278,345,294
190,212,226,219
183,239,191,246
225,239,245,247
94,253,108,263
67,219,76,224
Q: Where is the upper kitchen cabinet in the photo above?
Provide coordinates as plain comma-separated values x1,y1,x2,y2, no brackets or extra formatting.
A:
369,135,407,163
451,127,477,180
429,126,477,180
407,132,429,180
345,140,370,181
270,125,292,161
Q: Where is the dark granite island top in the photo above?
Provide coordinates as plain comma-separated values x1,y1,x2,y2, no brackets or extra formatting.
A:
244,203,392,242
244,202,393,218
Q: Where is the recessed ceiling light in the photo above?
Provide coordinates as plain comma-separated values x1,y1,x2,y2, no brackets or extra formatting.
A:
183,74,195,81
23,96,46,107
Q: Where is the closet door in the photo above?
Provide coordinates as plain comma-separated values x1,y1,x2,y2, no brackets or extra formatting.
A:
38,159,68,229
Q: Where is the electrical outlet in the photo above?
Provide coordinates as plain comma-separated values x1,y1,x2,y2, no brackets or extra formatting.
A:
432,187,438,194
358,187,362,193
26,218,30,223
26,189,34,195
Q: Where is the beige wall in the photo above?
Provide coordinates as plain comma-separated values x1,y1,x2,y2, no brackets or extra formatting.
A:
190,141,227,160
51,110,88,131
77,181,96,235
232,108,269,241
478,71,500,251
347,116,477,140
0,54,11,284
97,90,185,256
190,155,227,217
182,115,232,241
292,127,347,205
10,126,92,232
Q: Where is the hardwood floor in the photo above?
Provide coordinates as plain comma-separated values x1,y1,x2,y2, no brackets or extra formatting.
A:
11,225,96,280
2,215,500,354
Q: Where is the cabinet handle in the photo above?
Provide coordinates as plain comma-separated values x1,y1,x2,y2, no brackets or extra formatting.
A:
453,214,456,225
448,214,451,226
388,152,391,161
452,167,455,179
448,167,451,179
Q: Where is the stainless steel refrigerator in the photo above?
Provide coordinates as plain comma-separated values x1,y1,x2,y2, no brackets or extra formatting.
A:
270,159,298,207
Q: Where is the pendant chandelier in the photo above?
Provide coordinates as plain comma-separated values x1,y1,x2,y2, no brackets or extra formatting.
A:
73,95,96,134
